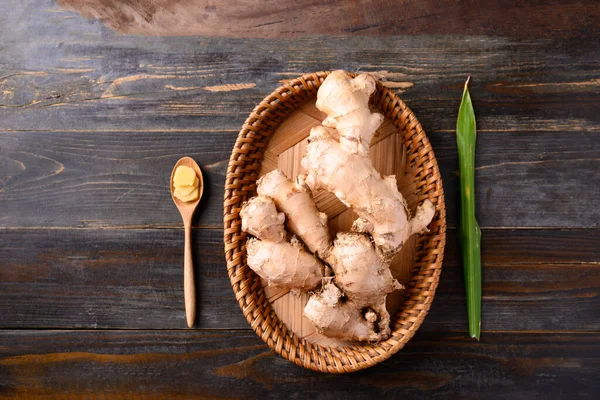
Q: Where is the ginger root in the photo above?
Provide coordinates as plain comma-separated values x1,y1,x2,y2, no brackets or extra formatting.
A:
327,232,403,337
257,170,331,259
240,196,324,291
316,70,384,156
240,70,436,343
303,70,435,256
304,281,383,342
240,196,286,243
245,237,324,291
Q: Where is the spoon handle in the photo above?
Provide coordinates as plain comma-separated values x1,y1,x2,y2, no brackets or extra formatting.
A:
184,220,196,328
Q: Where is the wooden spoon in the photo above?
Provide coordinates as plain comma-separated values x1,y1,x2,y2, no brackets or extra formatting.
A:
170,157,204,328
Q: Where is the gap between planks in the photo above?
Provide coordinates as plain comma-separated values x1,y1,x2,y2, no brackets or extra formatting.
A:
2,128,599,133
0,129,239,133
0,328,596,335
0,225,224,231
1,226,599,231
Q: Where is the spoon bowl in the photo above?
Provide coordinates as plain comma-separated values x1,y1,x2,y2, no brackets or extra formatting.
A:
170,156,204,328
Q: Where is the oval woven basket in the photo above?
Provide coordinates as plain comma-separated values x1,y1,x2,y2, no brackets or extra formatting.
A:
224,71,446,373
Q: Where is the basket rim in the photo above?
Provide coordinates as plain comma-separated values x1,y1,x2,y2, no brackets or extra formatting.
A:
223,70,446,374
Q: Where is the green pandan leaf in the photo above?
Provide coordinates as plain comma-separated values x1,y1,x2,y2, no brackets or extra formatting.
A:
456,77,482,340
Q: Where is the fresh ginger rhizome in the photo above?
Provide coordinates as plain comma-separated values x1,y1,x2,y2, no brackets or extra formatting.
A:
240,71,435,342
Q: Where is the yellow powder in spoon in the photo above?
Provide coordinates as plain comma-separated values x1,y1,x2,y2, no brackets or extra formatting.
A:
173,165,199,202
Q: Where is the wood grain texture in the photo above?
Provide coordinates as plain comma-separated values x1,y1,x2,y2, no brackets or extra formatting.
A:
2,30,599,135
1,2,599,229
436,233,600,332
0,0,598,393
0,129,233,229
0,228,246,329
1,228,597,331
0,330,597,398
56,0,600,39
1,2,599,133
2,127,598,229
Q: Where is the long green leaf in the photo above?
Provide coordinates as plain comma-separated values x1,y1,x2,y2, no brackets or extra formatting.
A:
456,77,482,340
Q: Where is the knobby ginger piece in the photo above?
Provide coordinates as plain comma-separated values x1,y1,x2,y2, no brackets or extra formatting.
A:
328,232,403,338
304,281,384,342
246,237,323,290
300,71,435,342
316,70,384,156
240,196,286,243
302,71,435,256
257,170,331,259
238,71,436,343
240,196,324,291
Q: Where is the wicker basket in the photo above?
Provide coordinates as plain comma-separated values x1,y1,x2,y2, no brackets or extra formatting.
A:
224,71,446,373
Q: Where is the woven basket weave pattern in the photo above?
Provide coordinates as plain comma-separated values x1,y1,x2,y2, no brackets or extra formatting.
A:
224,71,446,373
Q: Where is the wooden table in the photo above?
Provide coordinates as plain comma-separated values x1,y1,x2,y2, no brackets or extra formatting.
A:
1,1,598,397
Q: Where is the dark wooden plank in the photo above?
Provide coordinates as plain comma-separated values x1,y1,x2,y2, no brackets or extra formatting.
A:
2,4,599,229
0,2,598,134
435,230,600,332
56,0,600,39
1,4,599,229
2,127,598,229
1,228,598,331
0,330,597,398
0,228,248,329
436,233,600,332
0,130,235,229
427,129,600,229
0,38,598,135
444,229,600,265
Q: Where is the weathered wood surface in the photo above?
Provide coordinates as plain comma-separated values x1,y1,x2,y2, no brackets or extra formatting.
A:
2,3,599,134
2,127,599,228
1,228,598,331
1,3,599,229
0,0,598,396
57,0,600,39
0,330,597,398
